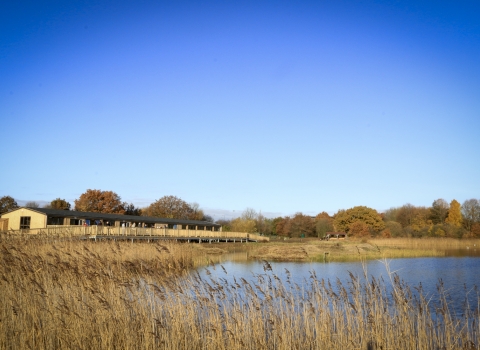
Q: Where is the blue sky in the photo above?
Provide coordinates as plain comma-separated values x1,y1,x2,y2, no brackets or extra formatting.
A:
1,0,479,220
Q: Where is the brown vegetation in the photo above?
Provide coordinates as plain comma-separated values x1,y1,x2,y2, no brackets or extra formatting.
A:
0,236,478,349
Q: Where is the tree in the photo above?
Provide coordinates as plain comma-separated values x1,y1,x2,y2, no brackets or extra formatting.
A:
385,221,403,237
315,212,334,238
383,207,400,222
275,217,291,237
74,189,126,214
461,199,480,232
348,221,371,237
25,201,40,208
144,195,194,219
242,208,258,221
124,203,142,216
429,199,449,224
45,198,71,210
230,217,257,233
189,202,205,221
215,219,231,232
289,213,315,237
395,204,418,228
445,199,462,227
203,214,214,222
333,206,385,234
0,196,18,214
316,219,333,238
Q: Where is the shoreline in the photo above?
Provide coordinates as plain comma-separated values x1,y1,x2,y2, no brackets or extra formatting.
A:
211,237,480,262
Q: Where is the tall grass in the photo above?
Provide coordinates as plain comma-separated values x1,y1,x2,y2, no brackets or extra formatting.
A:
1,236,478,349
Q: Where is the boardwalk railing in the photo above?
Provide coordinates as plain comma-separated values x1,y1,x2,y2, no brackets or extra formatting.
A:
0,226,269,242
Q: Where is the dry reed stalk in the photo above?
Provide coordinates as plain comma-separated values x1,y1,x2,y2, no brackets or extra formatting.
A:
0,237,479,349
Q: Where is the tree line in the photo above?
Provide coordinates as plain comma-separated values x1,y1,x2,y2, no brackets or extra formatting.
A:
0,190,213,222
219,199,480,239
1,193,479,238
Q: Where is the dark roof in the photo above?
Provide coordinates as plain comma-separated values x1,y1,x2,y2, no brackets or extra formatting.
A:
17,207,220,227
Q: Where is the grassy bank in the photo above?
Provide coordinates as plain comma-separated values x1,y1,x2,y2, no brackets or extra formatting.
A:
1,236,479,349
247,237,480,262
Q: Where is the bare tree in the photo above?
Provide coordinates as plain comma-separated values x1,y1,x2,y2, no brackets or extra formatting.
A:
25,201,40,208
462,199,480,231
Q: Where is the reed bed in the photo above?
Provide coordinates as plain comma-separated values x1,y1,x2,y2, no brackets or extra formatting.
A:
1,237,479,349
370,237,480,250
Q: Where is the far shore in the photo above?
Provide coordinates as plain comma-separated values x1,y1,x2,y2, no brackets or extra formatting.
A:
206,237,480,262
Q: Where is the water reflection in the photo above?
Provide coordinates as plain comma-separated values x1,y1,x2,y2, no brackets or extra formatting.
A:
197,254,480,317
444,248,480,257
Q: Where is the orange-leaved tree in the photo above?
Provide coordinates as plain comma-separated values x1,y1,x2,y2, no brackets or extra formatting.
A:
74,189,126,214
333,206,385,235
143,195,194,219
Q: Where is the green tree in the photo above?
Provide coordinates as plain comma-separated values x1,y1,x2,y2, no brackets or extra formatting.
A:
316,218,333,238
45,198,71,210
74,189,126,214
333,206,385,234
270,217,284,235
429,199,449,224
144,195,194,219
0,196,18,214
445,199,462,227
124,203,142,216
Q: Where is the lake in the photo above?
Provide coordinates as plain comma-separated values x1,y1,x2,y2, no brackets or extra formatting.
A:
198,252,480,317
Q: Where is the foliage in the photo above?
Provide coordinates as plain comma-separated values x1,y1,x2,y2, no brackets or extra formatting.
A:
0,196,18,214
215,219,231,232
124,203,142,216
270,217,284,235
189,202,205,221
429,199,449,224
445,199,462,227
144,195,195,220
348,220,371,237
45,198,71,210
74,189,126,214
316,218,333,238
385,221,403,237
461,199,480,232
25,201,40,208
383,207,400,222
230,217,257,233
471,223,480,237
289,213,315,237
333,206,385,234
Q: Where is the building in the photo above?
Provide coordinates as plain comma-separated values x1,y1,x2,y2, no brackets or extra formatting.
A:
0,207,221,231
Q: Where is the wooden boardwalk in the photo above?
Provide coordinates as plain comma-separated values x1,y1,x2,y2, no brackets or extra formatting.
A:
1,226,269,243
86,235,259,243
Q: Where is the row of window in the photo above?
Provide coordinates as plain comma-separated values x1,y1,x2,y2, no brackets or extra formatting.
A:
19,216,219,231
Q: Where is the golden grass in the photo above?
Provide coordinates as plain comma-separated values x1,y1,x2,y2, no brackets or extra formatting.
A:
1,236,479,349
247,237,480,262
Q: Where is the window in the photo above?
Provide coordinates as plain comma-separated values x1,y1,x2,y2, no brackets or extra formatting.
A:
47,217,63,225
20,216,31,229
70,218,80,226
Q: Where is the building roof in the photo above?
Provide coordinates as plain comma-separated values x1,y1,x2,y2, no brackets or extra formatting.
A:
7,207,220,227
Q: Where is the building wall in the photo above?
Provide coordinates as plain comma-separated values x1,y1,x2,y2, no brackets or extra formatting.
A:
1,208,47,230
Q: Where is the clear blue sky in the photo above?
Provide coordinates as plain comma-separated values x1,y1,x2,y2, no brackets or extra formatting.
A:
1,0,479,219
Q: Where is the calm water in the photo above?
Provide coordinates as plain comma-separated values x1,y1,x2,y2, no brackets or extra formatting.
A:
198,253,480,316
